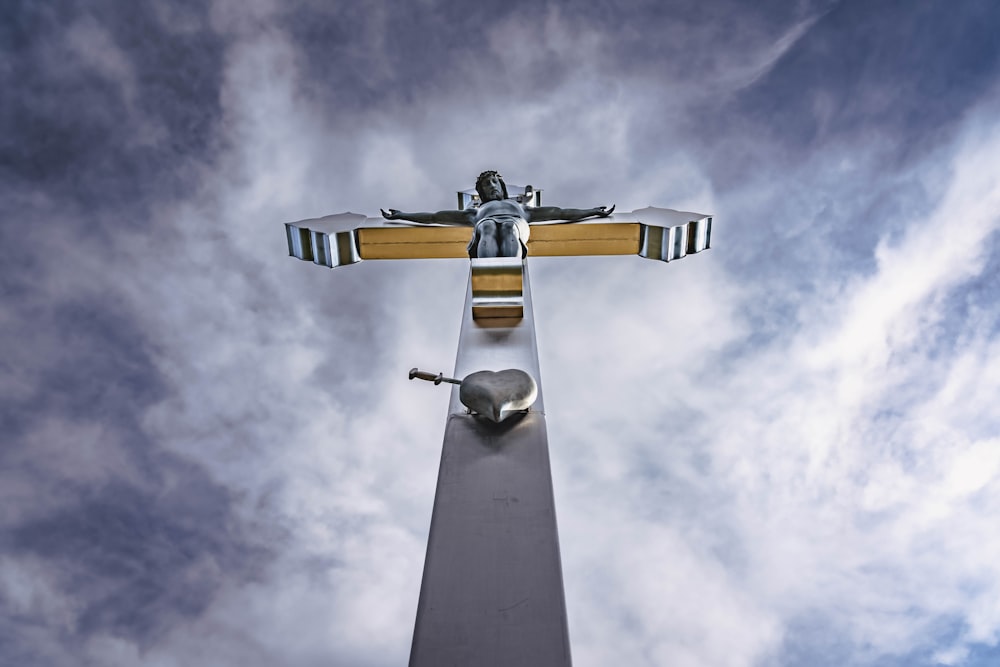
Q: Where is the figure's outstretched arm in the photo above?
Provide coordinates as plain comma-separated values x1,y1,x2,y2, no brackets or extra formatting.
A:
381,208,476,226
526,205,615,223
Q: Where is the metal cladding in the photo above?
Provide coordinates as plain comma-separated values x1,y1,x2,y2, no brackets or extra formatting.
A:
284,212,366,268
638,215,712,262
411,413,570,667
411,265,569,667
285,224,313,262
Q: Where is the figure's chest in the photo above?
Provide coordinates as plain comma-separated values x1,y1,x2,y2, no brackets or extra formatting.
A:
477,200,523,220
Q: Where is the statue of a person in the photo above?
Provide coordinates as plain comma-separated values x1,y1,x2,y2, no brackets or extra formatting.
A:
381,171,615,258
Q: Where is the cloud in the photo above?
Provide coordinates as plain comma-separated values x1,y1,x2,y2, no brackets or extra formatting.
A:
533,93,1000,667
3,2,1000,666
690,108,1000,665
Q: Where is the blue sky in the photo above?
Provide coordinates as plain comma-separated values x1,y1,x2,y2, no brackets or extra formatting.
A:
2,1,1000,665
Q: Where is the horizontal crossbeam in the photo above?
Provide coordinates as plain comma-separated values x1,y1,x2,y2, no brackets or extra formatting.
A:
284,207,711,268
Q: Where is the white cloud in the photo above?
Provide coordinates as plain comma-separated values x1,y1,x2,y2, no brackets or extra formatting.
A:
16,6,1000,666
694,113,1000,663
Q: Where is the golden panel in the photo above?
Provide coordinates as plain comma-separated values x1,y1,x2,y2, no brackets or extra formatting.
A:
470,257,524,323
357,222,643,260
471,304,525,321
529,222,641,257
471,269,523,296
357,227,470,259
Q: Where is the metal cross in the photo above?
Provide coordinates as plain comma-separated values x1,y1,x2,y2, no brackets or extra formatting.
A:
284,180,711,667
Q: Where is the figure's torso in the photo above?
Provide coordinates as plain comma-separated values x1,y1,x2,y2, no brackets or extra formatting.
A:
475,198,526,223
471,198,530,248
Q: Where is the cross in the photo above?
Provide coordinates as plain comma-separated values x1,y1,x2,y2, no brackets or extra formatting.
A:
284,175,711,667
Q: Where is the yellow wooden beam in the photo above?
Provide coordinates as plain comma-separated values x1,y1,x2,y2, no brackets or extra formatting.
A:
356,222,642,260
528,222,641,257
357,227,469,259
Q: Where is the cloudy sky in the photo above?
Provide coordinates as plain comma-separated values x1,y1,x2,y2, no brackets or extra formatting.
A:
3,1,1000,665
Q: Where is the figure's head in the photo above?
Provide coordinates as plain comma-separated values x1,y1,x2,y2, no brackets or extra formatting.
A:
475,170,508,203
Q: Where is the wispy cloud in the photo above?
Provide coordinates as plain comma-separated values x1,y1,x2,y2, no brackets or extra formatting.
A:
3,2,1000,666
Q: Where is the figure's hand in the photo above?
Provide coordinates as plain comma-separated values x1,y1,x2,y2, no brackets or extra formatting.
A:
381,208,401,220
593,204,615,218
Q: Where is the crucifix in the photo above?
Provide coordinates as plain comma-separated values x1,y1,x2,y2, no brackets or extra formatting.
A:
284,171,712,667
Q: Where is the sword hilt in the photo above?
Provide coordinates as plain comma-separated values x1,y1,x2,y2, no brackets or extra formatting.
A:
409,368,462,385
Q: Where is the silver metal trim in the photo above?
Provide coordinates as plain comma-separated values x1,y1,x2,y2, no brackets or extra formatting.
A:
284,213,366,268
635,210,712,263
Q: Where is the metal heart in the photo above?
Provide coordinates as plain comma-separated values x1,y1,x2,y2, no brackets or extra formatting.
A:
459,369,538,423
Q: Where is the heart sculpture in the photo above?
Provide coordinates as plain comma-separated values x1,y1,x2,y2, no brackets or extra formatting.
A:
459,369,538,423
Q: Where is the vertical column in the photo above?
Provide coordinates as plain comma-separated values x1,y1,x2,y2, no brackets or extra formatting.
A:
409,263,572,667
